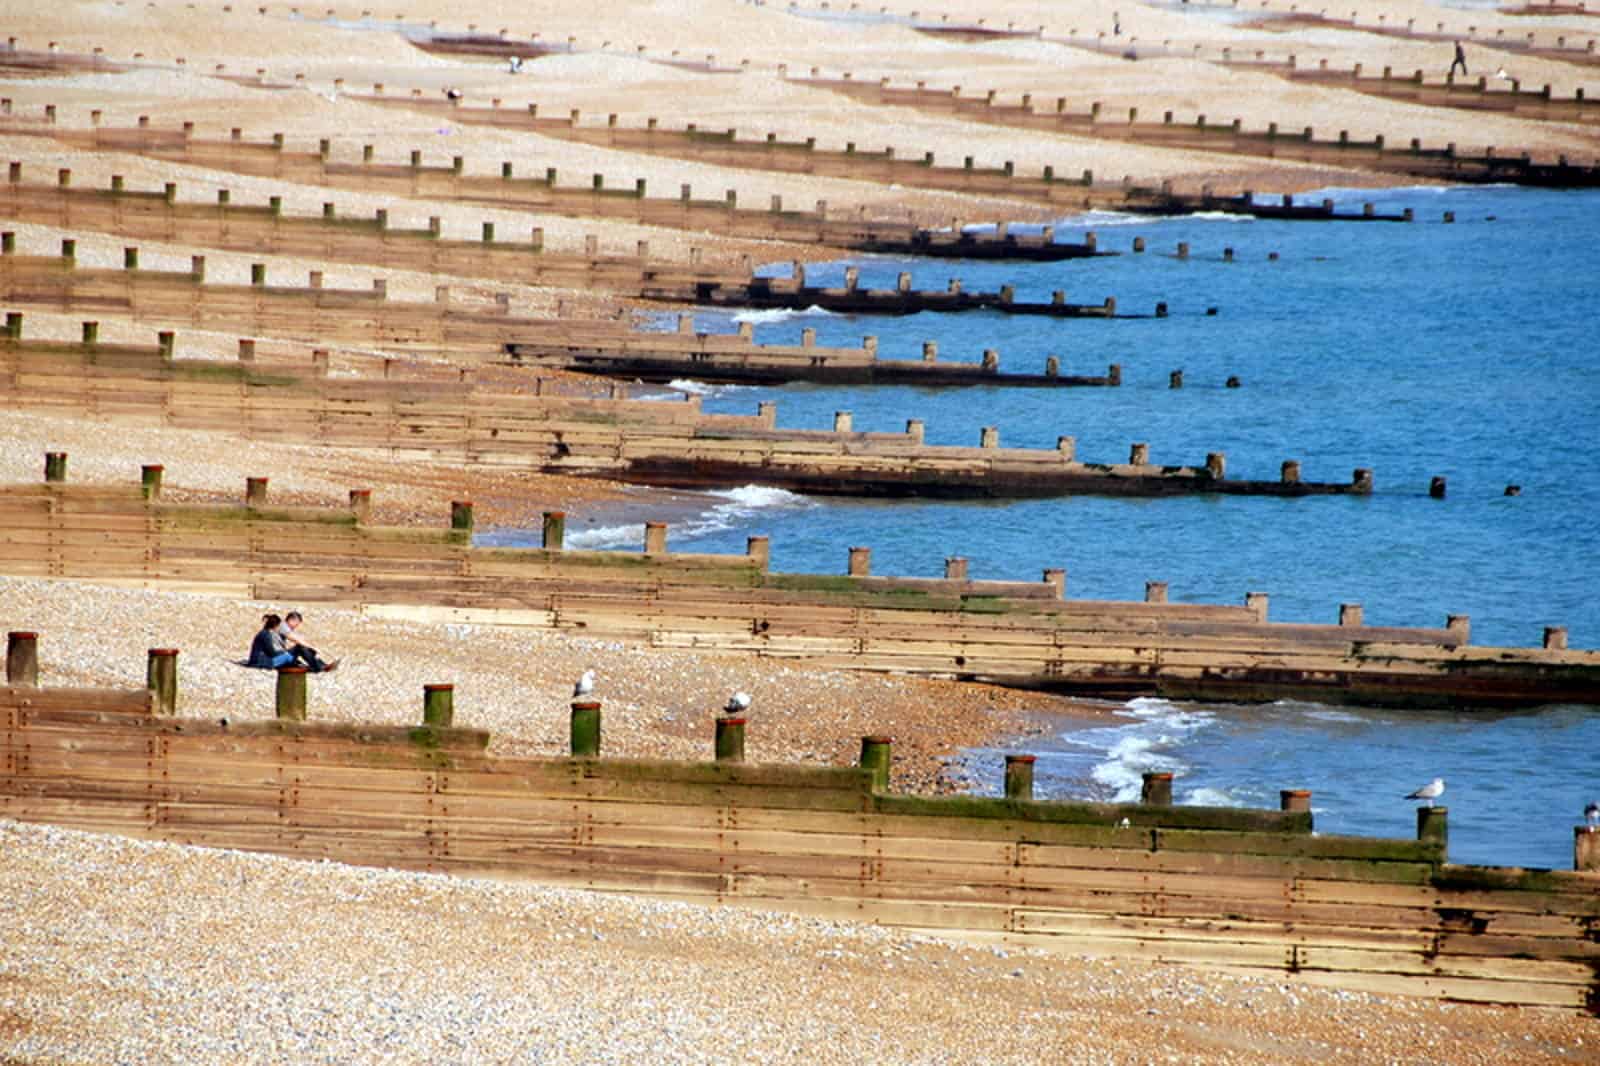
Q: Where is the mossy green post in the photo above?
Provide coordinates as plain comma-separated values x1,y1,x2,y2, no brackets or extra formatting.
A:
450,500,474,538
348,489,372,524
6,631,39,685
246,477,268,507
1417,807,1448,856
147,648,178,715
860,735,893,792
1004,754,1035,800
542,510,565,550
140,465,164,500
3,311,19,336
81,321,98,345
43,452,67,483
571,700,601,757
715,717,746,762
422,684,454,727
276,667,308,721
1141,771,1173,806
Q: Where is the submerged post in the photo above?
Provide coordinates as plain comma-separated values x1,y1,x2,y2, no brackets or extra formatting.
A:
6,631,39,685
859,735,893,792
570,700,601,756
147,648,178,714
275,666,308,721
1141,771,1173,806
422,684,454,727
1004,754,1035,800
714,716,746,762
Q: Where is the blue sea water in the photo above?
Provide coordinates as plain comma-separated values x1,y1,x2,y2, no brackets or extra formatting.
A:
522,185,1600,869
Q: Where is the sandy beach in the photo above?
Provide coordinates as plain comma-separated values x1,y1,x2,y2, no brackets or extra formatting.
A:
4,0,1598,1057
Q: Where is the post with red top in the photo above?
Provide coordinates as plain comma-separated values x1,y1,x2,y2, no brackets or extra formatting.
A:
1280,789,1312,813
1004,754,1035,800
542,510,565,550
570,700,601,757
141,464,163,500
348,488,371,523
245,476,268,507
715,716,746,762
6,631,39,685
1141,771,1173,806
450,500,474,532
276,666,308,721
147,648,178,715
860,735,893,792
422,684,454,727
44,452,67,483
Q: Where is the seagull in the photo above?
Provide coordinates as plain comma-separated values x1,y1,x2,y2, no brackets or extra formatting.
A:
1586,801,1599,829
508,56,523,74
1406,778,1445,808
725,691,752,713
444,87,463,101
572,669,596,698
1494,67,1510,81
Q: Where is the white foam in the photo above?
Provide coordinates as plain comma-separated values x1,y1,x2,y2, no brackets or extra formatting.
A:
1052,209,1147,228
1183,787,1245,808
731,305,836,324
564,524,639,550
665,379,754,397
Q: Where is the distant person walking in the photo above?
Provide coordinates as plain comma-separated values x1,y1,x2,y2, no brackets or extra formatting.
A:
1449,41,1468,78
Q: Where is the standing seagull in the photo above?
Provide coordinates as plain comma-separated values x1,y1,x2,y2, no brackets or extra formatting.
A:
1406,778,1446,808
573,669,596,698
1586,801,1599,829
725,691,752,714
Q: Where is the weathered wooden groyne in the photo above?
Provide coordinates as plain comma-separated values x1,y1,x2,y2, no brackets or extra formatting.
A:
2,650,1597,1011
3,476,1595,709
0,323,1369,500
693,271,1140,319
508,318,1119,388
792,75,1600,189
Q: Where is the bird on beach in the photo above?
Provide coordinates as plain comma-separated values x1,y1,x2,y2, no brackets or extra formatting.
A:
1406,778,1445,808
725,691,752,714
1586,801,1599,829
573,669,596,698
508,56,523,74
444,87,462,101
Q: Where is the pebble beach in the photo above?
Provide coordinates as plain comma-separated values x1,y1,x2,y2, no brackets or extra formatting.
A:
4,0,1599,1058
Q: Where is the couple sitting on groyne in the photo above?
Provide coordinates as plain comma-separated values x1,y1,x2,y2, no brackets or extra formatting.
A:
248,611,339,673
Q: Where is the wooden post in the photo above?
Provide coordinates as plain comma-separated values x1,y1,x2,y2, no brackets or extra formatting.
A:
1544,626,1568,651
1145,581,1168,604
5,632,38,685
347,489,371,523
422,684,454,727
147,648,178,715
905,419,924,445
1206,453,1226,480
1246,592,1269,622
644,522,667,555
715,716,746,762
1281,460,1301,484
1004,754,1035,800
1280,789,1312,813
1429,475,1447,499
1447,615,1471,643
847,547,871,577
542,511,565,550
1339,603,1364,627
275,667,308,721
157,331,174,360
1416,807,1448,855
245,476,268,507
3,311,19,337
859,735,892,792
570,700,601,756
1043,569,1065,598
238,339,256,362
1141,771,1173,806
44,452,67,482
450,500,474,533
79,321,99,345
944,557,969,582
141,464,163,500
1129,443,1149,466
746,535,770,572
1577,827,1600,872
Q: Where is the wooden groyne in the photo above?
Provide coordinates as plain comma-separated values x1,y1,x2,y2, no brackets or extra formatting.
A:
2,476,1594,709
792,76,1600,189
3,654,1597,1011
0,324,1369,500
8,127,1088,260
508,320,1119,388
693,271,1142,319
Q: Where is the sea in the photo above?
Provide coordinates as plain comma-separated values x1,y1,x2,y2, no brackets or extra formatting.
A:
496,184,1600,870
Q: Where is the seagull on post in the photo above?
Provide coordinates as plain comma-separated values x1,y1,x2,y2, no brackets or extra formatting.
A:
573,669,596,698
1406,778,1445,808
725,691,752,714
1586,801,1599,829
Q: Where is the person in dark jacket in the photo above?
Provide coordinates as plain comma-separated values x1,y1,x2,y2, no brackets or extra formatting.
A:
247,614,295,669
